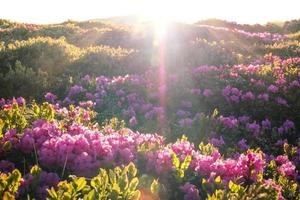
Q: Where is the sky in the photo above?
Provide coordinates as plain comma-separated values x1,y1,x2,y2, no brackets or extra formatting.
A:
1,0,300,24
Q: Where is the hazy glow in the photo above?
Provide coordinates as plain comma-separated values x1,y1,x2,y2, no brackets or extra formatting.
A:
0,0,299,24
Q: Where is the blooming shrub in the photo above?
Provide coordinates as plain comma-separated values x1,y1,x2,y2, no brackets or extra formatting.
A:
0,99,299,199
1,18,300,200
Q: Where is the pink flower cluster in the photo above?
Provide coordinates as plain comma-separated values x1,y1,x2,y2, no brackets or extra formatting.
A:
222,86,242,103
191,150,265,182
198,24,286,42
180,183,200,200
144,137,266,183
275,155,297,179
146,139,195,174
17,120,164,176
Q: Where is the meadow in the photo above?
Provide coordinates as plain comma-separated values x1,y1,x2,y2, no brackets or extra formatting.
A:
0,18,300,199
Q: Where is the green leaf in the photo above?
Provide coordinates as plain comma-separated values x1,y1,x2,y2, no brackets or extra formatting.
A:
181,135,188,142
181,155,191,171
212,108,219,118
128,178,139,192
150,179,159,194
30,165,42,177
127,162,137,177
0,119,4,137
112,183,121,194
46,187,58,199
74,177,86,192
109,169,117,184
214,176,222,184
119,172,129,190
90,177,100,189
110,187,120,200
228,181,241,193
128,190,140,200
171,152,180,169
83,190,96,200
3,141,12,151
3,191,15,200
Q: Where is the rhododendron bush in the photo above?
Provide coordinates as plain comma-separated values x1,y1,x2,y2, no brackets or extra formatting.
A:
0,96,299,199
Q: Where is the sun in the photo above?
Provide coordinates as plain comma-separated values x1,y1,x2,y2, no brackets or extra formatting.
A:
138,0,180,40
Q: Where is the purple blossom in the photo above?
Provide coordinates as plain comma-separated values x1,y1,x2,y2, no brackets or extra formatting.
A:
275,139,288,146
203,89,213,97
81,75,91,82
238,115,250,124
85,92,95,100
289,80,300,88
267,84,278,93
276,97,288,106
145,110,155,120
209,136,225,147
180,183,200,200
45,92,57,103
0,160,15,173
242,91,255,101
176,110,189,118
222,86,242,103
0,98,5,106
179,118,193,128
230,95,240,103
261,119,271,130
278,120,295,134
257,93,269,101
116,89,125,96
219,116,238,129
16,97,26,106
68,85,85,97
238,139,249,151
129,116,138,127
246,122,261,135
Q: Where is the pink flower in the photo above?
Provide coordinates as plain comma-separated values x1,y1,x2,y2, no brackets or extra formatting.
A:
246,122,261,135
276,97,288,106
129,116,138,127
203,89,213,97
238,139,249,151
257,93,269,101
267,84,278,93
239,151,265,182
277,161,297,179
275,155,289,165
261,119,271,130
242,91,255,101
16,97,26,106
209,136,225,147
290,80,300,88
219,116,238,129
45,92,57,102
180,183,200,200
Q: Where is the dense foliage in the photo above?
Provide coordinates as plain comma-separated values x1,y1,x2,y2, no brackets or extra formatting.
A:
1,18,300,199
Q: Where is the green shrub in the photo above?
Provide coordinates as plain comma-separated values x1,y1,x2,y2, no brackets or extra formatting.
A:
265,40,300,58
0,169,22,199
47,162,141,200
0,61,49,100
283,19,300,33
69,45,138,76
0,37,81,75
